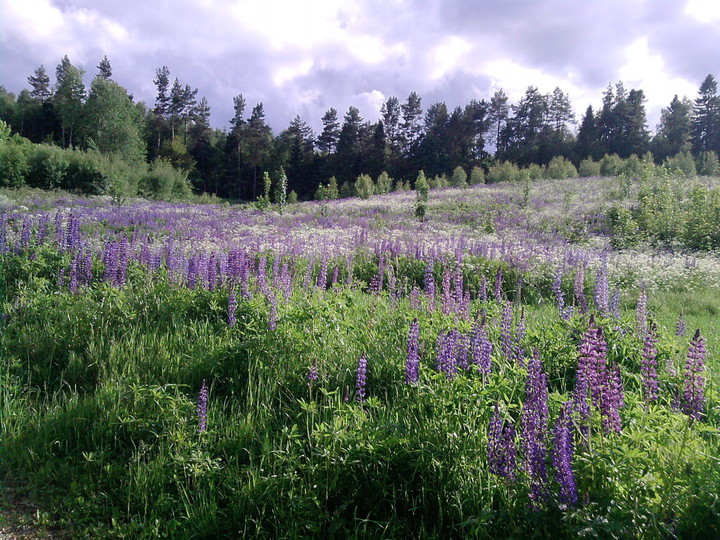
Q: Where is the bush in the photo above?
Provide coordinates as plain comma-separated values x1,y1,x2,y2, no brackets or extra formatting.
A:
469,166,485,185
543,156,577,179
139,159,191,200
450,166,467,187
599,154,623,176
355,174,375,199
0,136,30,188
663,152,696,177
578,158,601,177
525,163,544,180
26,145,68,190
486,161,521,183
696,151,720,176
375,171,392,194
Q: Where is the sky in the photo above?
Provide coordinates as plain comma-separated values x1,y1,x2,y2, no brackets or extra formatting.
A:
1,0,719,135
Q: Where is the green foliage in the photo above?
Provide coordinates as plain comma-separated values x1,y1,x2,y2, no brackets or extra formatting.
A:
375,171,392,194
287,189,298,204
26,144,69,190
273,167,288,213
525,162,544,180
543,156,578,179
355,173,375,200
0,134,30,188
486,161,522,183
414,170,429,220
139,159,191,200
599,153,624,176
449,166,467,187
663,151,697,177
327,176,339,199
578,157,601,177
696,151,720,176
469,165,485,185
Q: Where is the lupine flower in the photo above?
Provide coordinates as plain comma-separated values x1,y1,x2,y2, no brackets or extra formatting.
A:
494,266,503,302
424,258,436,311
609,289,621,320
317,252,329,289
513,307,526,366
355,353,368,402
500,302,513,360
228,289,237,327
307,358,318,387
522,350,549,509
675,312,686,337
479,275,488,302
601,362,624,433
636,288,648,336
574,264,587,313
641,325,659,402
594,255,609,315
682,329,706,420
488,404,516,482
470,317,492,376
435,330,458,380
409,285,422,310
552,267,566,318
441,266,453,315
405,318,420,384
197,379,208,432
552,401,578,507
266,288,278,331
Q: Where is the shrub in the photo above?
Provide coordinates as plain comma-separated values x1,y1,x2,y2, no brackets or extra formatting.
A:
663,152,697,177
486,161,521,183
375,171,392,194
0,137,30,188
526,163,544,180
578,158,601,177
450,166,467,187
599,154,623,176
469,166,485,185
543,157,577,179
355,174,375,200
139,159,191,200
696,151,720,176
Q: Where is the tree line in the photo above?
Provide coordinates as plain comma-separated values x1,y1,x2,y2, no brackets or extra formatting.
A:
2,55,720,200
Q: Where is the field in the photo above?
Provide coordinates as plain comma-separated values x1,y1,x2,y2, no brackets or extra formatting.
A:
1,174,720,538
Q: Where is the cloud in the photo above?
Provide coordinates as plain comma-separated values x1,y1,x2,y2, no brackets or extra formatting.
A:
1,0,719,134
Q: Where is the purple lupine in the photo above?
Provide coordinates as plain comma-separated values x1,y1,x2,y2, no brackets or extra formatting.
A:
330,265,339,288
228,289,237,327
487,404,517,482
441,266,453,315
601,362,624,433
675,312,686,337
187,255,198,289
435,330,458,380
552,267,567,319
355,353,368,402
65,214,81,252
513,308,527,366
409,285,422,310
424,258,436,311
682,329,706,420
609,288,621,320
69,252,80,293
494,266,503,302
574,264,588,313
500,302,514,361
552,401,578,508
266,288,278,331
594,255,609,315
456,331,470,371
641,325,659,403
316,252,329,290
0,213,7,254
405,318,420,384
197,379,208,432
470,317,493,376
20,218,31,249
307,358,318,387
521,350,549,509
208,253,217,291
83,248,93,285
345,255,354,287
479,275,488,303
636,288,648,336
116,236,128,288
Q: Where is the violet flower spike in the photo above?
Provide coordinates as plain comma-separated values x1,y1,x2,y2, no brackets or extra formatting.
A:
355,353,368,402
197,379,208,433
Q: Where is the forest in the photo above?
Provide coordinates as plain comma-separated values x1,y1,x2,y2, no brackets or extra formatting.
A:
1,54,720,200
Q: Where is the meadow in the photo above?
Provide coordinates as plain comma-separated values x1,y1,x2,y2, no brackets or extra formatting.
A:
1,172,719,538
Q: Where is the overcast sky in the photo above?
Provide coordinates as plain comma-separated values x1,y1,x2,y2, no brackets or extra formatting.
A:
1,0,719,135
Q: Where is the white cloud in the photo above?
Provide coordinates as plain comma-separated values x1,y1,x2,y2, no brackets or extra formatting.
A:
685,0,720,23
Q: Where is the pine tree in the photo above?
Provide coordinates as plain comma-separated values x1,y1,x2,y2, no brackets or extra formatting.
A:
692,74,720,154
318,107,340,154
97,56,113,80
652,95,693,160
54,56,85,148
28,65,52,103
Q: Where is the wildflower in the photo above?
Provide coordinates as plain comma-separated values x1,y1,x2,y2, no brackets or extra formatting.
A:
636,288,648,336
522,350,549,509
682,329,706,420
355,353,368,402
228,289,237,327
197,379,208,432
307,358,318,387
494,266,503,302
675,312,686,337
488,404,516,481
405,319,420,384
552,401,578,507
470,317,492,376
641,325,659,402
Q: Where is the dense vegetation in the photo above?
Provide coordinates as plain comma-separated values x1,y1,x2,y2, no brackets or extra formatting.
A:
2,55,720,201
1,170,719,537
